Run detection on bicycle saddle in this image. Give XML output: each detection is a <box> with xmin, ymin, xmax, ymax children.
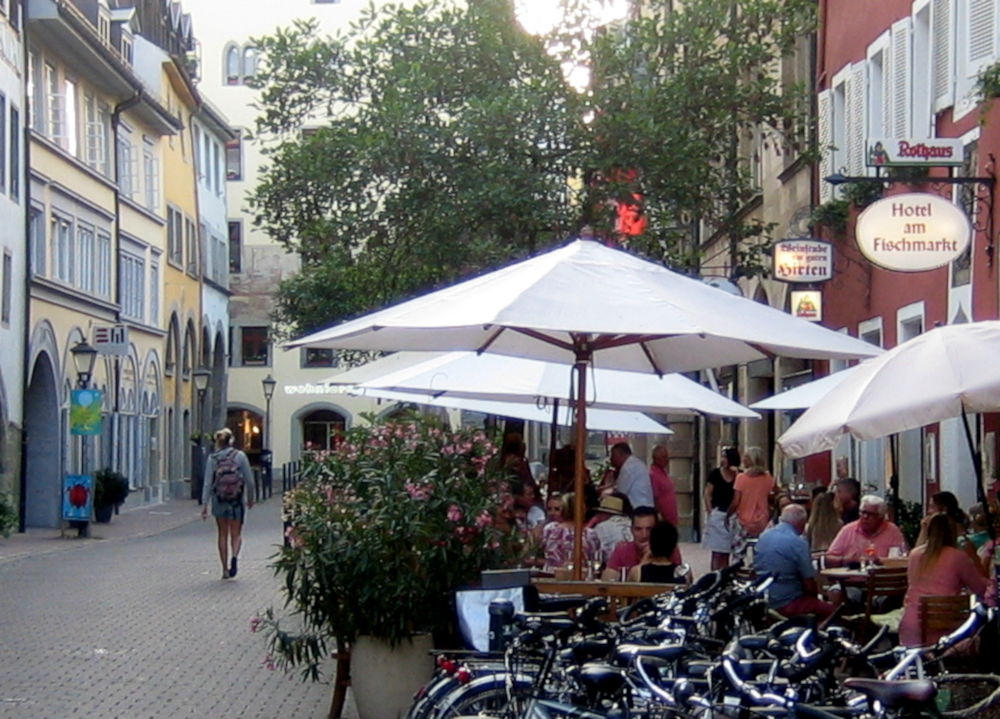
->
<box><xmin>843</xmin><ymin>678</ymin><xmax>937</xmax><ymax>708</ymax></box>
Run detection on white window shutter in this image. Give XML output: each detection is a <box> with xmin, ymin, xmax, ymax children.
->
<box><xmin>846</xmin><ymin>62</ymin><xmax>868</xmax><ymax>176</ymax></box>
<box><xmin>817</xmin><ymin>89</ymin><xmax>833</xmax><ymax>202</ymax></box>
<box><xmin>932</xmin><ymin>0</ymin><xmax>954</xmax><ymax>110</ymax></box>
<box><xmin>967</xmin><ymin>0</ymin><xmax>997</xmax><ymax>76</ymax></box>
<box><xmin>891</xmin><ymin>18</ymin><xmax>912</xmax><ymax>138</ymax></box>
<box><xmin>881</xmin><ymin>49</ymin><xmax>893</xmax><ymax>138</ymax></box>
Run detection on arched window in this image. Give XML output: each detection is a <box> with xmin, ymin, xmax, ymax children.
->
<box><xmin>224</xmin><ymin>44</ymin><xmax>240</xmax><ymax>85</ymax></box>
<box><xmin>242</xmin><ymin>46</ymin><xmax>258</xmax><ymax>81</ymax></box>
<box><xmin>302</xmin><ymin>409</ymin><xmax>347</xmax><ymax>451</ymax></box>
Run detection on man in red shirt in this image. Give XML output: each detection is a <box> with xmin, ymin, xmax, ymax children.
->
<box><xmin>602</xmin><ymin>507</ymin><xmax>685</xmax><ymax>580</ymax></box>
<box><xmin>649</xmin><ymin>444</ymin><xmax>678</xmax><ymax>526</ymax></box>
<box><xmin>825</xmin><ymin>495</ymin><xmax>907</xmax><ymax>567</ymax></box>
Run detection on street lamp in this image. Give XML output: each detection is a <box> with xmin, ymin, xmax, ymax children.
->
<box><xmin>70</xmin><ymin>340</ymin><xmax>98</xmax><ymax>389</ymax></box>
<box><xmin>193</xmin><ymin>367</ymin><xmax>211</xmax><ymax>433</ymax></box>
<box><xmin>261</xmin><ymin>374</ymin><xmax>277</xmax><ymax>450</ymax></box>
<box><xmin>192</xmin><ymin>367</ymin><xmax>212</xmax><ymax>503</ymax></box>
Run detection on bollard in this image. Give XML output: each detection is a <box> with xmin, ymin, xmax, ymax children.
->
<box><xmin>488</xmin><ymin>598</ymin><xmax>515</xmax><ymax>653</ymax></box>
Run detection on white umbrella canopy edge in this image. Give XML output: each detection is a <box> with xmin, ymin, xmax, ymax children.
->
<box><xmin>349</xmin><ymin>387</ymin><xmax>674</xmax><ymax>434</ymax></box>
<box><xmin>749</xmin><ymin>365</ymin><xmax>862</xmax><ymax>411</ymax></box>
<box><xmin>322</xmin><ymin>351</ymin><xmax>760</xmax><ymax>419</ymax></box>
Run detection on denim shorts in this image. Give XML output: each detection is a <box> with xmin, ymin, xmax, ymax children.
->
<box><xmin>211</xmin><ymin>495</ymin><xmax>245</xmax><ymax>521</ymax></box>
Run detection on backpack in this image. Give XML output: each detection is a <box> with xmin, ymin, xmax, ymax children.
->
<box><xmin>213</xmin><ymin>449</ymin><xmax>244</xmax><ymax>501</ymax></box>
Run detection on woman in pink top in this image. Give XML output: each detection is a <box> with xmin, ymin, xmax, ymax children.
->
<box><xmin>898</xmin><ymin>514</ymin><xmax>988</xmax><ymax>647</ymax></box>
<box><xmin>541</xmin><ymin>492</ymin><xmax>600</xmax><ymax>571</ymax></box>
<box><xmin>727</xmin><ymin>447</ymin><xmax>775</xmax><ymax>558</ymax></box>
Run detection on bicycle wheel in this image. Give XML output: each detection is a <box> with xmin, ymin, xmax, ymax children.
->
<box><xmin>434</xmin><ymin>675</ymin><xmax>535</xmax><ymax>719</ymax></box>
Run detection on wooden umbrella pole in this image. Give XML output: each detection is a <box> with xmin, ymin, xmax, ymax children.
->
<box><xmin>961</xmin><ymin>409</ymin><xmax>994</xmax><ymax>540</ymax></box>
<box><xmin>572</xmin><ymin>350</ymin><xmax>590</xmax><ymax>580</ymax></box>
<box><xmin>547</xmin><ymin>398</ymin><xmax>560</xmax><ymax>500</ymax></box>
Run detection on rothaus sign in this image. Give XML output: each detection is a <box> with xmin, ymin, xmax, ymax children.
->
<box><xmin>866</xmin><ymin>138</ymin><xmax>964</xmax><ymax>167</ymax></box>
<box><xmin>855</xmin><ymin>193</ymin><xmax>971</xmax><ymax>272</ymax></box>
<box><xmin>772</xmin><ymin>239</ymin><xmax>833</xmax><ymax>283</ymax></box>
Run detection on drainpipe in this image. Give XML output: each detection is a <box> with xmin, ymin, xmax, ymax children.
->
<box><xmin>18</xmin><ymin>0</ymin><xmax>29</xmax><ymax>532</ymax></box>
<box><xmin>109</xmin><ymin>91</ymin><xmax>141</xmax><ymax>479</ymax></box>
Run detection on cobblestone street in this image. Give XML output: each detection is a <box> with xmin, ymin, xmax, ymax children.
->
<box><xmin>0</xmin><ymin>499</ymin><xmax>342</xmax><ymax>719</ymax></box>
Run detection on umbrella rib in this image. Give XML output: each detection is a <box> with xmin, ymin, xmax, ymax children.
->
<box><xmin>638</xmin><ymin>341</ymin><xmax>665</xmax><ymax>377</ymax></box>
<box><xmin>509</xmin><ymin>327</ymin><xmax>577</xmax><ymax>352</ymax></box>
<box><xmin>475</xmin><ymin>326</ymin><xmax>506</xmax><ymax>354</ymax></box>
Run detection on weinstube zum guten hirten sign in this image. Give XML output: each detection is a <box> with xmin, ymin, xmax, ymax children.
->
<box><xmin>855</xmin><ymin>193</ymin><xmax>971</xmax><ymax>272</ymax></box>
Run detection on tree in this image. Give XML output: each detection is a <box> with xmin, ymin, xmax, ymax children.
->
<box><xmin>249</xmin><ymin>0</ymin><xmax>816</xmax><ymax>338</ymax></box>
<box><xmin>250</xmin><ymin>0</ymin><xmax>587</xmax><ymax>337</ymax></box>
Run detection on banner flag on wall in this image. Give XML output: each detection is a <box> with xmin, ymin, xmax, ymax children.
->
<box><xmin>70</xmin><ymin>389</ymin><xmax>104</xmax><ymax>436</ymax></box>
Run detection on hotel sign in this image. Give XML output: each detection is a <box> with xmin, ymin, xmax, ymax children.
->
<box><xmin>772</xmin><ymin>239</ymin><xmax>833</xmax><ymax>283</ymax></box>
<box><xmin>866</xmin><ymin>138</ymin><xmax>964</xmax><ymax>167</ymax></box>
<box><xmin>855</xmin><ymin>193</ymin><xmax>971</xmax><ymax>272</ymax></box>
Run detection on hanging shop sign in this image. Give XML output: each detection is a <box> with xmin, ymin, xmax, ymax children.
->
<box><xmin>62</xmin><ymin>474</ymin><xmax>93</xmax><ymax>521</ymax></box>
<box><xmin>93</xmin><ymin>324</ymin><xmax>129</xmax><ymax>355</ymax></box>
<box><xmin>855</xmin><ymin>193</ymin><xmax>971</xmax><ymax>272</ymax></box>
<box><xmin>790</xmin><ymin>290</ymin><xmax>822</xmax><ymax>322</ymax></box>
<box><xmin>772</xmin><ymin>239</ymin><xmax>833</xmax><ymax>283</ymax></box>
<box><xmin>866</xmin><ymin>138</ymin><xmax>964</xmax><ymax>167</ymax></box>
<box><xmin>70</xmin><ymin>389</ymin><xmax>104</xmax><ymax>435</ymax></box>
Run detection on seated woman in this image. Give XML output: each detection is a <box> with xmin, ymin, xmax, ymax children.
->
<box><xmin>541</xmin><ymin>492</ymin><xmax>600</xmax><ymax>572</ymax></box>
<box><xmin>898</xmin><ymin>514</ymin><xmax>988</xmax><ymax>647</ymax></box>
<box><xmin>627</xmin><ymin>520</ymin><xmax>689</xmax><ymax>585</ymax></box>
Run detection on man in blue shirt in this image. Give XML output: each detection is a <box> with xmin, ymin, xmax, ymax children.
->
<box><xmin>754</xmin><ymin>504</ymin><xmax>835</xmax><ymax>618</ymax></box>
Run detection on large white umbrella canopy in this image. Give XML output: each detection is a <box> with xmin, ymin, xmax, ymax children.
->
<box><xmin>325</xmin><ymin>351</ymin><xmax>760</xmax><ymax>418</ymax></box>
<box><xmin>290</xmin><ymin>239</ymin><xmax>881</xmax><ymax>575</ymax></box>
<box><xmin>351</xmin><ymin>387</ymin><xmax>673</xmax><ymax>434</ymax></box>
<box><xmin>778</xmin><ymin>321</ymin><xmax>1000</xmax><ymax>460</ymax></box>
<box><xmin>750</xmin><ymin>365</ymin><xmax>861</xmax><ymax>411</ymax></box>
<box><xmin>289</xmin><ymin>240</ymin><xmax>881</xmax><ymax>370</ymax></box>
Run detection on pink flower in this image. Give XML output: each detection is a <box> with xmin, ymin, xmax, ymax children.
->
<box><xmin>475</xmin><ymin>510</ymin><xmax>493</xmax><ymax>528</ymax></box>
<box><xmin>406</xmin><ymin>482</ymin><xmax>431</xmax><ymax>501</ymax></box>
<box><xmin>263</xmin><ymin>654</ymin><xmax>277</xmax><ymax>671</ymax></box>
<box><xmin>447</xmin><ymin>504</ymin><xmax>463</xmax><ymax>522</ymax></box>
<box><xmin>250</xmin><ymin>616</ymin><xmax>262</xmax><ymax>633</ymax></box>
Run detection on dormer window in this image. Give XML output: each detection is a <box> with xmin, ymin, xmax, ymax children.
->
<box><xmin>121</xmin><ymin>33</ymin><xmax>133</xmax><ymax>66</ymax></box>
<box><xmin>98</xmin><ymin>9</ymin><xmax>111</xmax><ymax>43</ymax></box>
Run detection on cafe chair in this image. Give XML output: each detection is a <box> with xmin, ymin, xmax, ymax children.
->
<box><xmin>918</xmin><ymin>594</ymin><xmax>972</xmax><ymax>647</ymax></box>
<box><xmin>848</xmin><ymin>566</ymin><xmax>908</xmax><ymax>641</ymax></box>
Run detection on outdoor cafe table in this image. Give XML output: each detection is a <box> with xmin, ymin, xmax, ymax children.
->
<box><xmin>531</xmin><ymin>578</ymin><xmax>677</xmax><ymax>620</ymax></box>
<box><xmin>820</xmin><ymin>557</ymin><xmax>910</xmax><ymax>584</ymax></box>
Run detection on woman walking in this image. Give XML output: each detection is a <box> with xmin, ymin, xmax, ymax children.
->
<box><xmin>703</xmin><ymin>446</ymin><xmax>740</xmax><ymax>570</ymax></box>
<box><xmin>201</xmin><ymin>428</ymin><xmax>255</xmax><ymax>579</ymax></box>
<box><xmin>727</xmin><ymin>446</ymin><xmax>775</xmax><ymax>561</ymax></box>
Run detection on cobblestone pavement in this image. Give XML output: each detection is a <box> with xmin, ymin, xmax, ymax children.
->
<box><xmin>0</xmin><ymin>498</ymin><xmax>345</xmax><ymax>719</ymax></box>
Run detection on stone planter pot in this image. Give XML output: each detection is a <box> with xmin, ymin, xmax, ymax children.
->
<box><xmin>351</xmin><ymin>633</ymin><xmax>434</xmax><ymax>719</ymax></box>
<box><xmin>94</xmin><ymin>503</ymin><xmax>114</xmax><ymax>523</ymax></box>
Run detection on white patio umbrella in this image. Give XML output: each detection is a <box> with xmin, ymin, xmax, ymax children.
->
<box><xmin>749</xmin><ymin>365</ymin><xmax>860</xmax><ymax>411</ymax></box>
<box><xmin>350</xmin><ymin>386</ymin><xmax>673</xmax><ymax>434</ymax></box>
<box><xmin>325</xmin><ymin>351</ymin><xmax>760</xmax><ymax>418</ymax></box>
<box><xmin>289</xmin><ymin>239</ymin><xmax>881</xmax><ymax>574</ymax></box>
<box><xmin>778</xmin><ymin>321</ymin><xmax>1000</xmax><ymax>513</ymax></box>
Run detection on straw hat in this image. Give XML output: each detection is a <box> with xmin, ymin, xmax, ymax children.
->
<box><xmin>597</xmin><ymin>495</ymin><xmax>625</xmax><ymax>516</ymax></box>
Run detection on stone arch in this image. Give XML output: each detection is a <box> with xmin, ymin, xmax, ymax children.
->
<box><xmin>23</xmin><ymin>350</ymin><xmax>61</xmax><ymax>528</ymax></box>
<box><xmin>289</xmin><ymin>402</ymin><xmax>354</xmax><ymax>460</ymax></box>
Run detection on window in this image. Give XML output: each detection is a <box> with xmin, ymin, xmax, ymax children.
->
<box><xmin>98</xmin><ymin>12</ymin><xmax>110</xmax><ymax>43</ymax></box>
<box><xmin>932</xmin><ymin>0</ymin><xmax>955</xmax><ymax>111</ymax></box>
<box><xmin>84</xmin><ymin>94</ymin><xmax>110</xmax><ymax>174</ymax></box>
<box><xmin>302</xmin><ymin>348</ymin><xmax>337</xmax><ymax>368</ymax></box>
<box><xmin>29</xmin><ymin>207</ymin><xmax>44</xmax><ymax>277</ymax></box>
<box><xmin>120</xmin><ymin>252</ymin><xmax>145</xmax><ymax>321</ymax></box>
<box><xmin>142</xmin><ymin>139</ymin><xmax>159</xmax><ymax>210</ymax></box>
<box><xmin>185</xmin><ymin>217</ymin><xmax>198</xmax><ymax>276</ymax></box>
<box><xmin>302</xmin><ymin>410</ymin><xmax>347</xmax><ymax>452</ymax></box>
<box><xmin>212</xmin><ymin>141</ymin><xmax>221</xmax><ymax>194</ymax></box>
<box><xmin>117</xmin><ymin>127</ymin><xmax>136</xmax><ymax>199</ymax></box>
<box><xmin>96</xmin><ymin>232</ymin><xmax>111</xmax><ymax>298</ymax></box>
<box><xmin>10</xmin><ymin>105</ymin><xmax>18</xmax><ymax>201</ymax></box>
<box><xmin>224</xmin><ymin>45</ymin><xmax>240</xmax><ymax>84</ymax></box>
<box><xmin>51</xmin><ymin>215</ymin><xmax>72</xmax><ymax>283</ymax></box>
<box><xmin>76</xmin><ymin>224</ymin><xmax>94</xmax><ymax>293</ymax></box>
<box><xmin>228</xmin><ymin>220</ymin><xmax>242</xmax><ymax>272</ymax></box>
<box><xmin>168</xmin><ymin>206</ymin><xmax>183</xmax><ymax>265</ymax></box>
<box><xmin>193</xmin><ymin>125</ymin><xmax>202</xmax><ymax>179</ymax></box>
<box><xmin>225</xmin><ymin>134</ymin><xmax>242</xmax><ymax>180</ymax></box>
<box><xmin>29</xmin><ymin>52</ymin><xmax>43</xmax><ymax>133</ymax></box>
<box><xmin>242</xmin><ymin>47</ymin><xmax>258</xmax><ymax>81</ymax></box>
<box><xmin>63</xmin><ymin>77</ymin><xmax>78</xmax><ymax>155</ymax></box>
<box><xmin>149</xmin><ymin>256</ymin><xmax>160</xmax><ymax>325</ymax></box>
<box><xmin>45</xmin><ymin>62</ymin><xmax>63</xmax><ymax>144</ymax></box>
<box><xmin>1</xmin><ymin>251</ymin><xmax>10</xmax><ymax>325</ymax></box>
<box><xmin>121</xmin><ymin>33</ymin><xmax>133</xmax><ymax>66</ymax></box>
<box><xmin>240</xmin><ymin>326</ymin><xmax>268</xmax><ymax>366</ymax></box>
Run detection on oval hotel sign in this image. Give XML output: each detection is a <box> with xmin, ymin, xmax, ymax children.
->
<box><xmin>855</xmin><ymin>193</ymin><xmax>971</xmax><ymax>272</ymax></box>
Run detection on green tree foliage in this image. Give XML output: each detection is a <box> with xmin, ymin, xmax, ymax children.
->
<box><xmin>249</xmin><ymin>0</ymin><xmax>816</xmax><ymax>337</ymax></box>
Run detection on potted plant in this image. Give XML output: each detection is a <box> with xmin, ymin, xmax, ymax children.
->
<box><xmin>258</xmin><ymin>413</ymin><xmax>513</xmax><ymax>719</ymax></box>
<box><xmin>93</xmin><ymin>468</ymin><xmax>130</xmax><ymax>523</ymax></box>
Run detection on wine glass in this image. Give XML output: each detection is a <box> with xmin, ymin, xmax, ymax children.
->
<box><xmin>590</xmin><ymin>550</ymin><xmax>604</xmax><ymax>581</ymax></box>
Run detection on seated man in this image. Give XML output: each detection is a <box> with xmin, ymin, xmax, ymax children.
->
<box><xmin>825</xmin><ymin>494</ymin><xmax>907</xmax><ymax>568</ymax></box>
<box><xmin>755</xmin><ymin>504</ymin><xmax>835</xmax><ymax>618</ymax></box>
<box><xmin>602</xmin><ymin>507</ymin><xmax>686</xmax><ymax>580</ymax></box>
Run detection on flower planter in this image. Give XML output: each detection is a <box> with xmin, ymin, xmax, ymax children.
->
<box><xmin>94</xmin><ymin>503</ymin><xmax>114</xmax><ymax>523</ymax></box>
<box><xmin>351</xmin><ymin>633</ymin><xmax>434</xmax><ymax>719</ymax></box>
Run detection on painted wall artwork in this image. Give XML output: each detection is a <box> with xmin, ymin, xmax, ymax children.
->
<box><xmin>63</xmin><ymin>474</ymin><xmax>94</xmax><ymax>521</ymax></box>
<box><xmin>70</xmin><ymin>389</ymin><xmax>104</xmax><ymax>436</ymax></box>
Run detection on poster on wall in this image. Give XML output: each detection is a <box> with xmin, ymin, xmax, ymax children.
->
<box><xmin>70</xmin><ymin>389</ymin><xmax>104</xmax><ymax>436</ymax></box>
<box><xmin>790</xmin><ymin>290</ymin><xmax>822</xmax><ymax>321</ymax></box>
<box><xmin>62</xmin><ymin>474</ymin><xmax>93</xmax><ymax>521</ymax></box>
